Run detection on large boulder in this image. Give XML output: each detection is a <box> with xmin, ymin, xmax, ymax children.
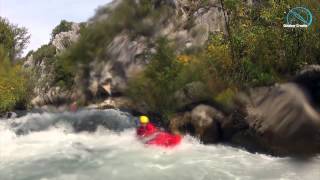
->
<box><xmin>170</xmin><ymin>104</ymin><xmax>225</xmax><ymax>143</ymax></box>
<box><xmin>174</xmin><ymin>82</ymin><xmax>208</xmax><ymax>108</ymax></box>
<box><xmin>234</xmin><ymin>82</ymin><xmax>320</xmax><ymax>156</ymax></box>
<box><xmin>293</xmin><ymin>65</ymin><xmax>320</xmax><ymax>107</ymax></box>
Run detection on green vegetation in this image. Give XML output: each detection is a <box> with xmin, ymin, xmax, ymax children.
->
<box><xmin>127</xmin><ymin>38</ymin><xmax>183</xmax><ymax>118</ymax></box>
<box><xmin>0</xmin><ymin>17</ymin><xmax>31</xmax><ymax>113</ymax></box>
<box><xmin>221</xmin><ymin>0</ymin><xmax>320</xmax><ymax>87</ymax></box>
<box><xmin>21</xmin><ymin>0</ymin><xmax>318</xmax><ymax>117</ymax></box>
<box><xmin>33</xmin><ymin>44</ymin><xmax>56</xmax><ymax>64</ymax></box>
<box><xmin>0</xmin><ymin>17</ymin><xmax>29</xmax><ymax>59</ymax></box>
<box><xmin>51</xmin><ymin>20</ymin><xmax>72</xmax><ymax>39</ymax></box>
<box><xmin>0</xmin><ymin>46</ymin><xmax>30</xmax><ymax>112</ymax></box>
<box><xmin>127</xmin><ymin>0</ymin><xmax>320</xmax><ymax>116</ymax></box>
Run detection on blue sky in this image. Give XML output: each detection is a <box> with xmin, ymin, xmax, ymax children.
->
<box><xmin>0</xmin><ymin>0</ymin><xmax>111</xmax><ymax>54</ymax></box>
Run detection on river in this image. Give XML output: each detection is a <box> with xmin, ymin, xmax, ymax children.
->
<box><xmin>0</xmin><ymin>109</ymin><xmax>319</xmax><ymax>180</ymax></box>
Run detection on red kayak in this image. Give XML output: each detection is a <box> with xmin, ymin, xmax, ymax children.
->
<box><xmin>146</xmin><ymin>132</ymin><xmax>182</xmax><ymax>148</ymax></box>
<box><xmin>136</xmin><ymin>122</ymin><xmax>182</xmax><ymax>147</ymax></box>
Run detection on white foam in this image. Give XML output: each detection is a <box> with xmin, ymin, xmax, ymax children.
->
<box><xmin>0</xmin><ymin>111</ymin><xmax>320</xmax><ymax>180</ymax></box>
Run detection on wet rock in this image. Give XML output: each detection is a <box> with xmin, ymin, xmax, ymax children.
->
<box><xmin>293</xmin><ymin>65</ymin><xmax>320</xmax><ymax>108</ymax></box>
<box><xmin>169</xmin><ymin>112</ymin><xmax>193</xmax><ymax>135</ymax></box>
<box><xmin>0</xmin><ymin>112</ymin><xmax>18</xmax><ymax>119</ymax></box>
<box><xmin>170</xmin><ymin>104</ymin><xmax>225</xmax><ymax>143</ymax></box>
<box><xmin>235</xmin><ymin>83</ymin><xmax>320</xmax><ymax>156</ymax></box>
<box><xmin>191</xmin><ymin>104</ymin><xmax>224</xmax><ymax>143</ymax></box>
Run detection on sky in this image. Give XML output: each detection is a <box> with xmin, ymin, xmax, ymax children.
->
<box><xmin>0</xmin><ymin>0</ymin><xmax>112</xmax><ymax>55</ymax></box>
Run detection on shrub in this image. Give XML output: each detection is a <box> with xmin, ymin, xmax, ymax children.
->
<box><xmin>127</xmin><ymin>38</ymin><xmax>183</xmax><ymax>119</ymax></box>
<box><xmin>207</xmin><ymin>0</ymin><xmax>320</xmax><ymax>88</ymax></box>
<box><xmin>51</xmin><ymin>20</ymin><xmax>72</xmax><ymax>39</ymax></box>
<box><xmin>53</xmin><ymin>55</ymin><xmax>75</xmax><ymax>88</ymax></box>
<box><xmin>33</xmin><ymin>44</ymin><xmax>56</xmax><ymax>64</ymax></box>
<box><xmin>0</xmin><ymin>46</ymin><xmax>30</xmax><ymax>112</ymax></box>
<box><xmin>215</xmin><ymin>88</ymin><xmax>237</xmax><ymax>106</ymax></box>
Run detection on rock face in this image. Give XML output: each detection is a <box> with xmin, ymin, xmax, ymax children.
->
<box><xmin>170</xmin><ymin>66</ymin><xmax>320</xmax><ymax>156</ymax></box>
<box><xmin>88</xmin><ymin>33</ymin><xmax>149</xmax><ymax>94</ymax></box>
<box><xmin>52</xmin><ymin>23</ymin><xmax>80</xmax><ymax>52</ymax></box>
<box><xmin>25</xmin><ymin>0</ymin><xmax>231</xmax><ymax>107</ymax></box>
<box><xmin>87</xmin><ymin>0</ymin><xmax>228</xmax><ymax>98</ymax></box>
<box><xmin>234</xmin><ymin>83</ymin><xmax>319</xmax><ymax>156</ymax></box>
<box><xmin>24</xmin><ymin>23</ymin><xmax>81</xmax><ymax>107</ymax></box>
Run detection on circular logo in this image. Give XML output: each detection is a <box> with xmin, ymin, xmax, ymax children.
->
<box><xmin>286</xmin><ymin>7</ymin><xmax>313</xmax><ymax>27</ymax></box>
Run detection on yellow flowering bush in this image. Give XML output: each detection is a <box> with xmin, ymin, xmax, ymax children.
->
<box><xmin>0</xmin><ymin>47</ymin><xmax>29</xmax><ymax>112</ymax></box>
<box><xmin>177</xmin><ymin>55</ymin><xmax>192</xmax><ymax>64</ymax></box>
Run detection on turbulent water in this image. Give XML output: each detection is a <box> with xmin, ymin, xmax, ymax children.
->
<box><xmin>0</xmin><ymin>110</ymin><xmax>319</xmax><ymax>180</ymax></box>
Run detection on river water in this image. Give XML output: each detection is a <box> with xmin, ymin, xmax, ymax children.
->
<box><xmin>0</xmin><ymin>109</ymin><xmax>319</xmax><ymax>180</ymax></box>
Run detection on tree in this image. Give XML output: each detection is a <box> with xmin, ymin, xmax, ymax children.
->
<box><xmin>0</xmin><ymin>17</ymin><xmax>30</xmax><ymax>59</ymax></box>
<box><xmin>0</xmin><ymin>18</ymin><xmax>31</xmax><ymax>113</ymax></box>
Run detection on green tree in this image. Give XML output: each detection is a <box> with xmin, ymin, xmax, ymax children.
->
<box><xmin>0</xmin><ymin>17</ymin><xmax>30</xmax><ymax>59</ymax></box>
<box><xmin>0</xmin><ymin>18</ymin><xmax>31</xmax><ymax>113</ymax></box>
<box><xmin>128</xmin><ymin>38</ymin><xmax>182</xmax><ymax>118</ymax></box>
<box><xmin>211</xmin><ymin>0</ymin><xmax>320</xmax><ymax>87</ymax></box>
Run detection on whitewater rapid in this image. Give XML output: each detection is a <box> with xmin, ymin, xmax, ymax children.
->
<box><xmin>0</xmin><ymin>110</ymin><xmax>319</xmax><ymax>180</ymax></box>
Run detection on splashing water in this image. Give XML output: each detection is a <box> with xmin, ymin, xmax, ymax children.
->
<box><xmin>0</xmin><ymin>110</ymin><xmax>319</xmax><ymax>180</ymax></box>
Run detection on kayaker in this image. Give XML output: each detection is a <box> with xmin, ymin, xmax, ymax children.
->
<box><xmin>136</xmin><ymin>116</ymin><xmax>159</xmax><ymax>142</ymax></box>
<box><xmin>136</xmin><ymin>115</ymin><xmax>182</xmax><ymax>147</ymax></box>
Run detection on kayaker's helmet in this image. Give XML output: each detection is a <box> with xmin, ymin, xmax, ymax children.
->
<box><xmin>139</xmin><ymin>115</ymin><xmax>149</xmax><ymax>124</ymax></box>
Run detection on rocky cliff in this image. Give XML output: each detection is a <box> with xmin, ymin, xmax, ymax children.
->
<box><xmin>24</xmin><ymin>23</ymin><xmax>81</xmax><ymax>106</ymax></box>
<box><xmin>25</xmin><ymin>0</ymin><xmax>229</xmax><ymax>108</ymax></box>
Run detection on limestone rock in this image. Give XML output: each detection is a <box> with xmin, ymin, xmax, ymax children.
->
<box><xmin>52</xmin><ymin>23</ymin><xmax>80</xmax><ymax>52</ymax></box>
